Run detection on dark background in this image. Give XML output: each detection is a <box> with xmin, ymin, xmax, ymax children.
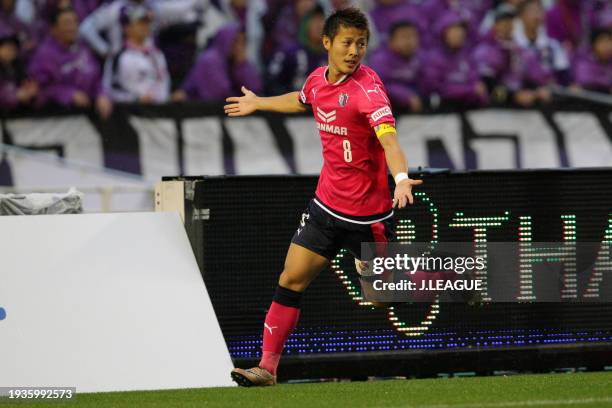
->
<box><xmin>173</xmin><ymin>169</ymin><xmax>612</xmax><ymax>379</ymax></box>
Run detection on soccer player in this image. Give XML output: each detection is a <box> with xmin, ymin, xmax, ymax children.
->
<box><xmin>224</xmin><ymin>7</ymin><xmax>422</xmax><ymax>387</ymax></box>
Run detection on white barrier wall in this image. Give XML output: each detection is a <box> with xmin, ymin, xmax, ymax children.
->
<box><xmin>0</xmin><ymin>212</ymin><xmax>235</xmax><ymax>392</ymax></box>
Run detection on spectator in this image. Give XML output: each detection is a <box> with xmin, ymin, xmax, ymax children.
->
<box><xmin>545</xmin><ymin>0</ymin><xmax>586</xmax><ymax>52</ymax></box>
<box><xmin>0</xmin><ymin>0</ymin><xmax>26</xmax><ymax>34</ymax></box>
<box><xmin>103</xmin><ymin>4</ymin><xmax>170</xmax><ymax>103</ymax></box>
<box><xmin>198</xmin><ymin>0</ymin><xmax>267</xmax><ymax>70</ymax></box>
<box><xmin>480</xmin><ymin>0</ymin><xmax>523</xmax><ymax>35</ymax></box>
<box><xmin>572</xmin><ymin>28</ymin><xmax>612</xmax><ymax>93</ymax></box>
<box><xmin>266</xmin><ymin>5</ymin><xmax>326</xmax><ymax>95</ymax></box>
<box><xmin>16</xmin><ymin>0</ymin><xmax>100</xmax><ymax>24</ymax></box>
<box><xmin>369</xmin><ymin>20</ymin><xmax>424</xmax><ymax>112</ymax></box>
<box><xmin>465</xmin><ymin>0</ymin><xmax>492</xmax><ymax>24</ymax></box>
<box><xmin>514</xmin><ymin>0</ymin><xmax>570</xmax><ymax>85</ymax></box>
<box><xmin>266</xmin><ymin>0</ymin><xmax>316</xmax><ymax>56</ymax></box>
<box><xmin>423</xmin><ymin>0</ymin><xmax>491</xmax><ymax>23</ymax></box>
<box><xmin>0</xmin><ymin>27</ymin><xmax>37</xmax><ymax>108</ymax></box>
<box><xmin>72</xmin><ymin>0</ymin><xmax>100</xmax><ymax>21</ymax></box>
<box><xmin>18</xmin><ymin>0</ymin><xmax>78</xmax><ymax>47</ymax></box>
<box><xmin>474</xmin><ymin>4</ymin><xmax>550</xmax><ymax>106</ymax></box>
<box><xmin>80</xmin><ymin>0</ymin><xmax>207</xmax><ymax>58</ymax></box>
<box><xmin>588</xmin><ymin>1</ymin><xmax>612</xmax><ymax>33</ymax></box>
<box><xmin>369</xmin><ymin>0</ymin><xmax>423</xmax><ymax>44</ymax></box>
<box><xmin>424</xmin><ymin>11</ymin><xmax>487</xmax><ymax>108</ymax></box>
<box><xmin>422</xmin><ymin>0</ymin><xmax>491</xmax><ymax>46</ymax></box>
<box><xmin>80</xmin><ymin>0</ymin><xmax>145</xmax><ymax>58</ymax></box>
<box><xmin>174</xmin><ymin>22</ymin><xmax>262</xmax><ymax>102</ymax></box>
<box><xmin>216</xmin><ymin>0</ymin><xmax>248</xmax><ymax>27</ymax></box>
<box><xmin>0</xmin><ymin>0</ymin><xmax>34</xmax><ymax>54</ymax></box>
<box><xmin>28</xmin><ymin>7</ymin><xmax>112</xmax><ymax>116</ymax></box>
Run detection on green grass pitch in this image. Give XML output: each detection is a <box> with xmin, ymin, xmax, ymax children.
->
<box><xmin>6</xmin><ymin>371</ymin><xmax>612</xmax><ymax>407</ymax></box>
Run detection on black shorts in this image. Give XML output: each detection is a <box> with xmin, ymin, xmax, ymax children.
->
<box><xmin>291</xmin><ymin>198</ymin><xmax>395</xmax><ymax>260</ymax></box>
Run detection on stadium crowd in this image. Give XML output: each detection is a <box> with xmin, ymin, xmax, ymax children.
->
<box><xmin>0</xmin><ymin>0</ymin><xmax>610</xmax><ymax>115</ymax></box>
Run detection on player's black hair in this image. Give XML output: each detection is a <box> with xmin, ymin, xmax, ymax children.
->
<box><xmin>389</xmin><ymin>21</ymin><xmax>418</xmax><ymax>39</ymax></box>
<box><xmin>48</xmin><ymin>6</ymin><xmax>76</xmax><ymax>26</ymax></box>
<box><xmin>323</xmin><ymin>7</ymin><xmax>370</xmax><ymax>42</ymax></box>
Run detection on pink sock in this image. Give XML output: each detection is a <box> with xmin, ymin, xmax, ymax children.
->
<box><xmin>259</xmin><ymin>301</ymin><xmax>300</xmax><ymax>375</ymax></box>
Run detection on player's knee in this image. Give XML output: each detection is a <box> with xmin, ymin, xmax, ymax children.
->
<box><xmin>278</xmin><ymin>269</ymin><xmax>309</xmax><ymax>292</ymax></box>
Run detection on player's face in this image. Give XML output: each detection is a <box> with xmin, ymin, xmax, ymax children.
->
<box><xmin>324</xmin><ymin>25</ymin><xmax>368</xmax><ymax>75</ymax></box>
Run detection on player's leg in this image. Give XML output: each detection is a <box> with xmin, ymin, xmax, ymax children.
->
<box><xmin>231</xmin><ymin>201</ymin><xmax>338</xmax><ymax>387</ymax></box>
<box><xmin>278</xmin><ymin>243</ymin><xmax>330</xmax><ymax>291</ymax></box>
<box><xmin>257</xmin><ymin>243</ymin><xmax>329</xmax><ymax>377</ymax></box>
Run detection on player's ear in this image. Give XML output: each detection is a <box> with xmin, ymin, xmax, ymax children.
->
<box><xmin>322</xmin><ymin>35</ymin><xmax>331</xmax><ymax>51</ymax></box>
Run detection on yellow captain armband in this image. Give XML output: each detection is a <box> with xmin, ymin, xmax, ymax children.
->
<box><xmin>375</xmin><ymin>123</ymin><xmax>396</xmax><ymax>138</ymax></box>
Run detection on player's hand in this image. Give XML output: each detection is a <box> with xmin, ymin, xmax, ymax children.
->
<box><xmin>393</xmin><ymin>178</ymin><xmax>423</xmax><ymax>209</ymax></box>
<box><xmin>224</xmin><ymin>86</ymin><xmax>258</xmax><ymax>117</ymax></box>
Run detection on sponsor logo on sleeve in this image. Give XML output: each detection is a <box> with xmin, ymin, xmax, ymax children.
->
<box><xmin>371</xmin><ymin>106</ymin><xmax>392</xmax><ymax>122</ymax></box>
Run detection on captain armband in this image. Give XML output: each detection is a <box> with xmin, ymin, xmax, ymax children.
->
<box><xmin>374</xmin><ymin>123</ymin><xmax>396</xmax><ymax>138</ymax></box>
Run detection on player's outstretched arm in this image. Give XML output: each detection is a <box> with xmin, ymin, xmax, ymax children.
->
<box><xmin>224</xmin><ymin>86</ymin><xmax>308</xmax><ymax>117</ymax></box>
<box><xmin>377</xmin><ymin>130</ymin><xmax>423</xmax><ymax>208</ymax></box>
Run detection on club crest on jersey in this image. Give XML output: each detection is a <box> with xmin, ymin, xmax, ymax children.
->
<box><xmin>339</xmin><ymin>93</ymin><xmax>349</xmax><ymax>107</ymax></box>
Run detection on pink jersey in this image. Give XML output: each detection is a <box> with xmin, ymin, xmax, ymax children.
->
<box><xmin>299</xmin><ymin>64</ymin><xmax>395</xmax><ymax>220</ymax></box>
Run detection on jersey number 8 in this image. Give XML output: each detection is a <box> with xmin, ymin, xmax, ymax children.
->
<box><xmin>343</xmin><ymin>139</ymin><xmax>352</xmax><ymax>163</ymax></box>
